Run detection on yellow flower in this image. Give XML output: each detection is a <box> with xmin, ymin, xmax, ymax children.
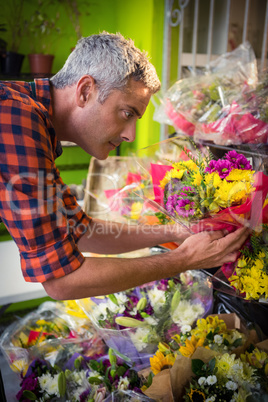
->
<box><xmin>225</xmin><ymin>169</ymin><xmax>254</xmax><ymax>182</ymax></box>
<box><xmin>149</xmin><ymin>350</ymin><xmax>176</xmax><ymax>375</ymax></box>
<box><xmin>192</xmin><ymin>315</ymin><xmax>226</xmax><ymax>339</ymax></box>
<box><xmin>160</xmin><ymin>168</ymin><xmax>184</xmax><ymax>189</ymax></box>
<box><xmin>10</xmin><ymin>359</ymin><xmax>29</xmax><ymax>375</ymax></box>
<box><xmin>213</xmin><ymin>180</ymin><xmax>251</xmax><ymax>208</ymax></box>
<box><xmin>130</xmin><ymin>201</ymin><xmax>143</xmax><ymax>220</ymax></box>
<box><xmin>192</xmin><ymin>171</ymin><xmax>203</xmax><ymax>186</ymax></box>
<box><xmin>240</xmin><ymin>275</ymin><xmax>260</xmax><ymax>300</ymax></box>
<box><xmin>204</xmin><ymin>172</ymin><xmax>222</xmax><ymax>188</ymax></box>
<box><xmin>215</xmin><ymin>353</ymin><xmax>236</xmax><ymax>377</ymax></box>
<box><xmin>172</xmin><ymin>160</ymin><xmax>199</xmax><ymax>171</ymax></box>
<box><xmin>241</xmin><ymin>348</ymin><xmax>268</xmax><ymax>369</ymax></box>
<box><xmin>179</xmin><ymin>335</ymin><xmax>205</xmax><ymax>357</ymax></box>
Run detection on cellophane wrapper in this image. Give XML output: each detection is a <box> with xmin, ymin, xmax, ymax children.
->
<box><xmin>0</xmin><ymin>301</ymin><xmax>106</xmax><ymax>375</ymax></box>
<box><xmin>78</xmin><ymin>271</ymin><xmax>213</xmax><ymax>371</ymax></box>
<box><xmin>153</xmin><ymin>42</ymin><xmax>261</xmax><ymax>146</ymax></box>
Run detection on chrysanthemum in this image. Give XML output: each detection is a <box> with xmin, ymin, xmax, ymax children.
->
<box><xmin>215</xmin><ymin>353</ymin><xmax>236</xmax><ymax>377</ymax></box>
<box><xmin>149</xmin><ymin>350</ymin><xmax>176</xmax><ymax>375</ymax></box>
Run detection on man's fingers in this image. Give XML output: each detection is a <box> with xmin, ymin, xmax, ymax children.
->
<box><xmin>220</xmin><ymin>226</ymin><xmax>250</xmax><ymax>252</ymax></box>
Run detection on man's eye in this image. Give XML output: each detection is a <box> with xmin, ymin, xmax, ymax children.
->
<box><xmin>124</xmin><ymin>111</ymin><xmax>133</xmax><ymax>118</ymax></box>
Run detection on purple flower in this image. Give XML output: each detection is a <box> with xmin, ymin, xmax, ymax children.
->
<box><xmin>157</xmin><ymin>279</ymin><xmax>169</xmax><ymax>290</ymax></box>
<box><xmin>206</xmin><ymin>159</ymin><xmax>232</xmax><ymax>178</ymax></box>
<box><xmin>80</xmin><ymin>388</ymin><xmax>91</xmax><ymax>402</ymax></box>
<box><xmin>165</xmin><ymin>194</ymin><xmax>179</xmax><ymax>215</ymax></box>
<box><xmin>225</xmin><ymin>150</ymin><xmax>252</xmax><ymax>170</ymax></box>
<box><xmin>205</xmin><ymin>159</ymin><xmax>218</xmax><ymax>174</ymax></box>
<box><xmin>175</xmin><ymin>199</ymin><xmax>195</xmax><ymax>218</ymax></box>
<box><xmin>17</xmin><ymin>374</ymin><xmax>39</xmax><ymax>401</ymax></box>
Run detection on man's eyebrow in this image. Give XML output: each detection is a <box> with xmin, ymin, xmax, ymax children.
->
<box><xmin>126</xmin><ymin>105</ymin><xmax>142</xmax><ymax>119</ymax></box>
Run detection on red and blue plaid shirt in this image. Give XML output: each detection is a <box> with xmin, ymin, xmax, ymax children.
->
<box><xmin>0</xmin><ymin>78</ymin><xmax>91</xmax><ymax>283</ymax></box>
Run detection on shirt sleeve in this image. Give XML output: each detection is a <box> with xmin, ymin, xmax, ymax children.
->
<box><xmin>0</xmin><ymin>98</ymin><xmax>91</xmax><ymax>283</ymax></box>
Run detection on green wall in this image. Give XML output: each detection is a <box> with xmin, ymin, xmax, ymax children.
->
<box><xmin>1</xmin><ymin>0</ymin><xmax>165</xmax><ymax>187</ymax></box>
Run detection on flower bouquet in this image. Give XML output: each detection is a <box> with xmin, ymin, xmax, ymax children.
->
<box><xmin>142</xmin><ymin>313</ymin><xmax>268</xmax><ymax>401</ymax></box>
<box><xmin>78</xmin><ymin>271</ymin><xmax>213</xmax><ymax>370</ymax></box>
<box><xmin>16</xmin><ymin>348</ymin><xmax>152</xmax><ymax>401</ymax></box>
<box><xmin>153</xmin><ymin>42</ymin><xmax>268</xmax><ymax>147</ymax></box>
<box><xmin>0</xmin><ymin>301</ymin><xmax>106</xmax><ymax>376</ymax></box>
<box><xmin>194</xmin><ymin>75</ymin><xmax>268</xmax><ymax>146</ymax></box>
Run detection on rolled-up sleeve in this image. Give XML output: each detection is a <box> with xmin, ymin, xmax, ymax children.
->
<box><xmin>0</xmin><ymin>89</ymin><xmax>91</xmax><ymax>283</ymax></box>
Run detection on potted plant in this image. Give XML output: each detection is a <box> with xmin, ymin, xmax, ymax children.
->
<box><xmin>60</xmin><ymin>0</ymin><xmax>91</xmax><ymax>49</ymax></box>
<box><xmin>0</xmin><ymin>0</ymin><xmax>26</xmax><ymax>76</ymax></box>
<box><xmin>27</xmin><ymin>1</ymin><xmax>61</xmax><ymax>76</ymax></box>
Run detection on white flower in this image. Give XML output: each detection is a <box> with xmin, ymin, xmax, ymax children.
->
<box><xmin>181</xmin><ymin>324</ymin><xmax>191</xmax><ymax>334</ymax></box>
<box><xmin>118</xmin><ymin>376</ymin><xmax>130</xmax><ymax>390</ymax></box>
<box><xmin>38</xmin><ymin>373</ymin><xmax>52</xmax><ymax>391</ymax></box>
<box><xmin>129</xmin><ymin>327</ymin><xmax>150</xmax><ymax>351</ymax></box>
<box><xmin>206</xmin><ymin>375</ymin><xmax>217</xmax><ymax>385</ymax></box>
<box><xmin>226</xmin><ymin>380</ymin><xmax>238</xmax><ymax>391</ymax></box>
<box><xmin>198</xmin><ymin>376</ymin><xmax>206</xmax><ymax>386</ymax></box>
<box><xmin>94</xmin><ymin>302</ymin><xmax>110</xmax><ymax>320</ymax></box>
<box><xmin>46</xmin><ymin>374</ymin><xmax>60</xmax><ymax>397</ymax></box>
<box><xmin>147</xmin><ymin>287</ymin><xmax>166</xmax><ymax>308</ymax></box>
<box><xmin>205</xmin><ymin>396</ymin><xmax>216</xmax><ymax>402</ymax></box>
<box><xmin>171</xmin><ymin>300</ymin><xmax>204</xmax><ymax>326</ymax></box>
<box><xmin>214</xmin><ymin>334</ymin><xmax>223</xmax><ymax>345</ymax></box>
<box><xmin>115</xmin><ymin>292</ymin><xmax>128</xmax><ymax>305</ymax></box>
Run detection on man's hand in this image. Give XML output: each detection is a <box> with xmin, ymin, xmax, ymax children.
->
<box><xmin>174</xmin><ymin>226</ymin><xmax>250</xmax><ymax>271</ymax></box>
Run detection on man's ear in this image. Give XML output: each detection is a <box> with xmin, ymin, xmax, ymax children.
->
<box><xmin>75</xmin><ymin>75</ymin><xmax>96</xmax><ymax>107</ymax></box>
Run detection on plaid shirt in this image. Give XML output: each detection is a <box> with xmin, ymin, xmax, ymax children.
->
<box><xmin>0</xmin><ymin>79</ymin><xmax>91</xmax><ymax>283</ymax></box>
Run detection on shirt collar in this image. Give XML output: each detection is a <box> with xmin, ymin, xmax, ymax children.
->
<box><xmin>34</xmin><ymin>78</ymin><xmax>53</xmax><ymax>120</ymax></box>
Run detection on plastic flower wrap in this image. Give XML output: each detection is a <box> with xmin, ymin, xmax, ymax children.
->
<box><xmin>0</xmin><ymin>301</ymin><xmax>106</xmax><ymax>376</ymax></box>
<box><xmin>78</xmin><ymin>271</ymin><xmax>213</xmax><ymax>371</ymax></box>
<box><xmin>142</xmin><ymin>313</ymin><xmax>268</xmax><ymax>401</ymax></box>
<box><xmin>16</xmin><ymin>348</ymin><xmax>152</xmax><ymax>402</ymax></box>
<box><xmin>154</xmin><ymin>42</ymin><xmax>258</xmax><ymax>144</ymax></box>
<box><xmin>194</xmin><ymin>75</ymin><xmax>268</xmax><ymax>146</ymax></box>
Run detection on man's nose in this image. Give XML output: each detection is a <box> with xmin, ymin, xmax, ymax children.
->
<box><xmin>121</xmin><ymin>122</ymin><xmax>136</xmax><ymax>143</ymax></box>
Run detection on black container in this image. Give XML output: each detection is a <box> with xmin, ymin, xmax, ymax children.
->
<box><xmin>0</xmin><ymin>51</ymin><xmax>24</xmax><ymax>76</ymax></box>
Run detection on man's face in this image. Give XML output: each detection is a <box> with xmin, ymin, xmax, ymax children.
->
<box><xmin>73</xmin><ymin>78</ymin><xmax>152</xmax><ymax>160</ymax></box>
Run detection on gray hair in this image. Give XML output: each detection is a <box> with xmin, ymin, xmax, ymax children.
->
<box><xmin>50</xmin><ymin>31</ymin><xmax>161</xmax><ymax>103</ymax></box>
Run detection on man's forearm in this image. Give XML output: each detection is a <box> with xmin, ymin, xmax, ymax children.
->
<box><xmin>43</xmin><ymin>251</ymin><xmax>180</xmax><ymax>300</ymax></box>
<box><xmin>43</xmin><ymin>227</ymin><xmax>250</xmax><ymax>300</ymax></box>
<box><xmin>78</xmin><ymin>218</ymin><xmax>190</xmax><ymax>254</ymax></box>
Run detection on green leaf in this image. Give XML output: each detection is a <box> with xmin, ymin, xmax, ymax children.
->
<box><xmin>116</xmin><ymin>365</ymin><xmax>127</xmax><ymax>378</ymax></box>
<box><xmin>208</xmin><ymin>357</ymin><xmax>216</xmax><ymax>372</ymax></box>
<box><xmin>191</xmin><ymin>359</ymin><xmax>206</xmax><ymax>376</ymax></box>
<box><xmin>88</xmin><ymin>376</ymin><xmax>103</xmax><ymax>385</ymax></box>
<box><xmin>233</xmin><ymin>338</ymin><xmax>243</xmax><ymax>348</ymax></box>
<box><xmin>22</xmin><ymin>390</ymin><xmax>37</xmax><ymax>400</ymax></box>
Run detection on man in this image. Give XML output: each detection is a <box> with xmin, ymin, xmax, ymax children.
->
<box><xmin>0</xmin><ymin>32</ymin><xmax>249</xmax><ymax>300</ymax></box>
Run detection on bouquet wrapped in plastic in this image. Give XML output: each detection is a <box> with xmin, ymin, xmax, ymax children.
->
<box><xmin>142</xmin><ymin>313</ymin><xmax>268</xmax><ymax>401</ymax></box>
<box><xmin>0</xmin><ymin>301</ymin><xmax>106</xmax><ymax>376</ymax></box>
<box><xmin>16</xmin><ymin>348</ymin><xmax>153</xmax><ymax>401</ymax></box>
<box><xmin>135</xmin><ymin>138</ymin><xmax>268</xmax><ymax>301</ymax></box>
<box><xmin>78</xmin><ymin>271</ymin><xmax>213</xmax><ymax>370</ymax></box>
<box><xmin>153</xmin><ymin>42</ymin><xmax>268</xmax><ymax>147</ymax></box>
